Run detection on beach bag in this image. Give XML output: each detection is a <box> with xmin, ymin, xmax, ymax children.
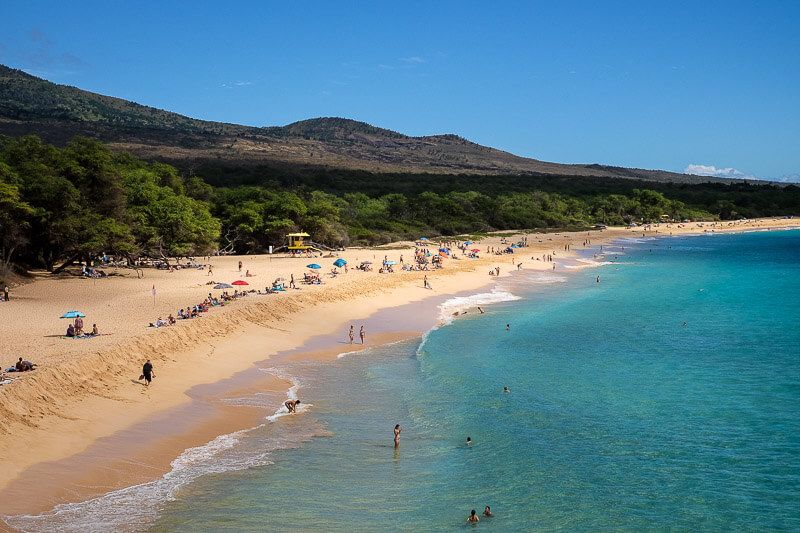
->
<box><xmin>139</xmin><ymin>374</ymin><xmax>145</xmax><ymax>380</ymax></box>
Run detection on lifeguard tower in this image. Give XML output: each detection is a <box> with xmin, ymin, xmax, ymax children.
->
<box><xmin>287</xmin><ymin>232</ymin><xmax>312</xmax><ymax>251</ymax></box>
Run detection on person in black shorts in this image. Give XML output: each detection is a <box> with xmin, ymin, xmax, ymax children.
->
<box><xmin>141</xmin><ymin>359</ymin><xmax>155</xmax><ymax>386</ymax></box>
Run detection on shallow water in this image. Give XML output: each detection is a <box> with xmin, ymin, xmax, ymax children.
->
<box><xmin>11</xmin><ymin>230</ymin><xmax>800</xmax><ymax>532</ymax></box>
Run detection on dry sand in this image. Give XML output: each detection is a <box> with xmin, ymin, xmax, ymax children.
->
<box><xmin>0</xmin><ymin>217</ymin><xmax>796</xmax><ymax>521</ymax></box>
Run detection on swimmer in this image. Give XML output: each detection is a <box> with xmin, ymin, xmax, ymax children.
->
<box><xmin>467</xmin><ymin>510</ymin><xmax>479</xmax><ymax>523</ymax></box>
<box><xmin>505</xmin><ymin>324</ymin><xmax>510</xmax><ymax>331</ymax></box>
<box><xmin>284</xmin><ymin>399</ymin><xmax>301</xmax><ymax>413</ymax></box>
<box><xmin>394</xmin><ymin>424</ymin><xmax>401</xmax><ymax>447</ymax></box>
<box><xmin>483</xmin><ymin>506</ymin><xmax>493</xmax><ymax>517</ymax></box>
<box><xmin>477</xmin><ymin>307</ymin><xmax>484</xmax><ymax>314</ymax></box>
<box><xmin>466</xmin><ymin>436</ymin><xmax>472</xmax><ymax>446</ymax></box>
<box><xmin>503</xmin><ymin>386</ymin><xmax>510</xmax><ymax>393</ymax></box>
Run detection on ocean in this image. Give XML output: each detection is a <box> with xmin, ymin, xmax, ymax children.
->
<box><xmin>9</xmin><ymin>230</ymin><xmax>800</xmax><ymax>532</ymax></box>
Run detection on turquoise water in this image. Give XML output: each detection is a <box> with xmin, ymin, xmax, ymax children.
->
<box><xmin>11</xmin><ymin>231</ymin><xmax>800</xmax><ymax>532</ymax></box>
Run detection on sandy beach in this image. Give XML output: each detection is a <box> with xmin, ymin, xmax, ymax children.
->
<box><xmin>0</xmin><ymin>217</ymin><xmax>796</xmax><ymax>523</ymax></box>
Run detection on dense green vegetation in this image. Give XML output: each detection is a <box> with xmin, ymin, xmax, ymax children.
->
<box><xmin>0</xmin><ymin>134</ymin><xmax>797</xmax><ymax>272</ymax></box>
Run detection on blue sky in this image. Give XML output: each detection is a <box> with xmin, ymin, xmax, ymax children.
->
<box><xmin>2</xmin><ymin>1</ymin><xmax>798</xmax><ymax>181</ymax></box>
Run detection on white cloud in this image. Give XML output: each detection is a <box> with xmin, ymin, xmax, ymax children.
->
<box><xmin>399</xmin><ymin>56</ymin><xmax>425</xmax><ymax>64</ymax></box>
<box><xmin>776</xmin><ymin>173</ymin><xmax>800</xmax><ymax>183</ymax></box>
<box><xmin>220</xmin><ymin>80</ymin><xmax>253</xmax><ymax>89</ymax></box>
<box><xmin>684</xmin><ymin>164</ymin><xmax>755</xmax><ymax>180</ymax></box>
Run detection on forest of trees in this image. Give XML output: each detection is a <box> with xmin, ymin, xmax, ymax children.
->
<box><xmin>1</xmin><ymin>134</ymin><xmax>797</xmax><ymax>273</ymax></box>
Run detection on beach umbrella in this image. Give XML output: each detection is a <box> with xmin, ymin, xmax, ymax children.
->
<box><xmin>231</xmin><ymin>280</ymin><xmax>249</xmax><ymax>286</ymax></box>
<box><xmin>439</xmin><ymin>251</ymin><xmax>448</xmax><ymax>257</ymax></box>
<box><xmin>213</xmin><ymin>283</ymin><xmax>233</xmax><ymax>289</ymax></box>
<box><xmin>307</xmin><ymin>263</ymin><xmax>322</xmax><ymax>269</ymax></box>
<box><xmin>471</xmin><ymin>249</ymin><xmax>481</xmax><ymax>252</ymax></box>
<box><xmin>464</xmin><ymin>241</ymin><xmax>473</xmax><ymax>245</ymax></box>
<box><xmin>333</xmin><ymin>258</ymin><xmax>347</xmax><ymax>267</ymax></box>
<box><xmin>60</xmin><ymin>310</ymin><xmax>86</xmax><ymax>319</ymax></box>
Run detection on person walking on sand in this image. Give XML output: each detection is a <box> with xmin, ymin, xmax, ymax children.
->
<box><xmin>394</xmin><ymin>424</ymin><xmax>401</xmax><ymax>447</ymax></box>
<box><xmin>284</xmin><ymin>399</ymin><xmax>301</xmax><ymax>413</ymax></box>
<box><xmin>290</xmin><ymin>274</ymin><xmax>296</xmax><ymax>289</ymax></box>
<box><xmin>3</xmin><ymin>285</ymin><xmax>8</xmax><ymax>301</ymax></box>
<box><xmin>238</xmin><ymin>260</ymin><xmax>243</xmax><ymax>273</ymax></box>
<box><xmin>141</xmin><ymin>359</ymin><xmax>154</xmax><ymax>386</ymax></box>
<box><xmin>359</xmin><ymin>325</ymin><xmax>366</xmax><ymax>344</ymax></box>
<box><xmin>207</xmin><ymin>265</ymin><xmax>213</xmax><ymax>276</ymax></box>
<box><xmin>348</xmin><ymin>325</ymin><xmax>355</xmax><ymax>344</ymax></box>
<box><xmin>423</xmin><ymin>275</ymin><xmax>431</xmax><ymax>289</ymax></box>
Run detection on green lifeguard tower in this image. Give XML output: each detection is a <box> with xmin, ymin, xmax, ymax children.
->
<box><xmin>287</xmin><ymin>232</ymin><xmax>312</xmax><ymax>251</ymax></box>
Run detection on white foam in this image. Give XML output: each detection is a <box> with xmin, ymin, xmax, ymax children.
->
<box><xmin>437</xmin><ymin>290</ymin><xmax>520</xmax><ymax>324</ymax></box>
<box><xmin>259</xmin><ymin>367</ymin><xmax>310</xmax><ymax>422</ymax></box>
<box><xmin>5</xmin><ymin>428</ymin><xmax>270</xmax><ymax>533</ymax></box>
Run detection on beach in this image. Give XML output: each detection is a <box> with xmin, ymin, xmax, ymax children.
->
<box><xmin>0</xmin><ymin>217</ymin><xmax>796</xmax><ymax>526</ymax></box>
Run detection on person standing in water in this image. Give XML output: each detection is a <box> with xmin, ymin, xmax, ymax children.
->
<box><xmin>466</xmin><ymin>436</ymin><xmax>472</xmax><ymax>446</ymax></box>
<box><xmin>483</xmin><ymin>506</ymin><xmax>493</xmax><ymax>517</ymax></box>
<box><xmin>348</xmin><ymin>325</ymin><xmax>355</xmax><ymax>344</ymax></box>
<box><xmin>505</xmin><ymin>324</ymin><xmax>510</xmax><ymax>331</ymax></box>
<box><xmin>467</xmin><ymin>510</ymin><xmax>479</xmax><ymax>523</ymax></box>
<box><xmin>394</xmin><ymin>424</ymin><xmax>401</xmax><ymax>447</ymax></box>
<box><xmin>284</xmin><ymin>399</ymin><xmax>301</xmax><ymax>413</ymax></box>
<box><xmin>359</xmin><ymin>325</ymin><xmax>365</xmax><ymax>344</ymax></box>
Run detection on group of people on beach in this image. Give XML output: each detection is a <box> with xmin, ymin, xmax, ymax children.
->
<box><xmin>347</xmin><ymin>324</ymin><xmax>366</xmax><ymax>344</ymax></box>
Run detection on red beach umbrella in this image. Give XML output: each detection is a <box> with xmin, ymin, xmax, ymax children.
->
<box><xmin>471</xmin><ymin>249</ymin><xmax>481</xmax><ymax>253</ymax></box>
<box><xmin>231</xmin><ymin>280</ymin><xmax>249</xmax><ymax>286</ymax></box>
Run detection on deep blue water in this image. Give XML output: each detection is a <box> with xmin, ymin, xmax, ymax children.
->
<box><xmin>11</xmin><ymin>230</ymin><xmax>800</xmax><ymax>532</ymax></box>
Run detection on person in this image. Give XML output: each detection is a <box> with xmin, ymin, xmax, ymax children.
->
<box><xmin>349</xmin><ymin>325</ymin><xmax>355</xmax><ymax>344</ymax></box>
<box><xmin>394</xmin><ymin>424</ymin><xmax>401</xmax><ymax>447</ymax></box>
<box><xmin>91</xmin><ymin>323</ymin><xmax>99</xmax><ymax>336</ymax></box>
<box><xmin>238</xmin><ymin>260</ymin><xmax>243</xmax><ymax>272</ymax></box>
<box><xmin>359</xmin><ymin>325</ymin><xmax>365</xmax><ymax>345</ymax></box>
<box><xmin>74</xmin><ymin>316</ymin><xmax>84</xmax><ymax>336</ymax></box>
<box><xmin>596</xmin><ymin>275</ymin><xmax>600</xmax><ymax>283</ymax></box>
<box><xmin>423</xmin><ymin>275</ymin><xmax>430</xmax><ymax>289</ymax></box>
<box><xmin>3</xmin><ymin>285</ymin><xmax>8</xmax><ymax>301</ymax></box>
<box><xmin>477</xmin><ymin>306</ymin><xmax>484</xmax><ymax>314</ymax></box>
<box><xmin>483</xmin><ymin>506</ymin><xmax>493</xmax><ymax>517</ymax></box>
<box><xmin>141</xmin><ymin>359</ymin><xmax>154</xmax><ymax>386</ymax></box>
<box><xmin>503</xmin><ymin>385</ymin><xmax>510</xmax><ymax>393</ymax></box>
<box><xmin>208</xmin><ymin>264</ymin><xmax>213</xmax><ymax>276</ymax></box>
<box><xmin>505</xmin><ymin>324</ymin><xmax>510</xmax><ymax>331</ymax></box>
<box><xmin>285</xmin><ymin>399</ymin><xmax>301</xmax><ymax>413</ymax></box>
<box><xmin>66</xmin><ymin>323</ymin><xmax>76</xmax><ymax>337</ymax></box>
<box><xmin>16</xmin><ymin>357</ymin><xmax>36</xmax><ymax>371</ymax></box>
<box><xmin>467</xmin><ymin>510</ymin><xmax>479</xmax><ymax>523</ymax></box>
<box><xmin>466</xmin><ymin>436</ymin><xmax>472</xmax><ymax>446</ymax></box>
<box><xmin>290</xmin><ymin>274</ymin><xmax>296</xmax><ymax>289</ymax></box>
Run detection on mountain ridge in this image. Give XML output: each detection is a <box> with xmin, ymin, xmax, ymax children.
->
<box><xmin>0</xmin><ymin>64</ymin><xmax>740</xmax><ymax>183</ymax></box>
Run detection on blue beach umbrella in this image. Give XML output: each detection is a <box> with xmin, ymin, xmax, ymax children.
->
<box><xmin>307</xmin><ymin>263</ymin><xmax>322</xmax><ymax>269</ymax></box>
<box><xmin>213</xmin><ymin>283</ymin><xmax>233</xmax><ymax>289</ymax></box>
<box><xmin>60</xmin><ymin>310</ymin><xmax>86</xmax><ymax>319</ymax></box>
<box><xmin>333</xmin><ymin>258</ymin><xmax>347</xmax><ymax>267</ymax></box>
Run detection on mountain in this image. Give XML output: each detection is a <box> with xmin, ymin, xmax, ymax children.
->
<box><xmin>0</xmin><ymin>64</ymin><xmax>735</xmax><ymax>183</ymax></box>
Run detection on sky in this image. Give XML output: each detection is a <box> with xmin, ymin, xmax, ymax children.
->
<box><xmin>1</xmin><ymin>1</ymin><xmax>799</xmax><ymax>181</ymax></box>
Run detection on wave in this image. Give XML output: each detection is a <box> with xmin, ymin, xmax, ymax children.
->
<box><xmin>437</xmin><ymin>289</ymin><xmax>520</xmax><ymax>324</ymax></box>
<box><xmin>259</xmin><ymin>367</ymin><xmax>310</xmax><ymax>422</ymax></box>
<box><xmin>5</xmin><ymin>428</ymin><xmax>269</xmax><ymax>533</ymax></box>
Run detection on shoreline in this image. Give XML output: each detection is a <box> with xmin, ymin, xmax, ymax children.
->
<box><xmin>1</xmin><ymin>218</ymin><xmax>797</xmax><ymax>525</ymax></box>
